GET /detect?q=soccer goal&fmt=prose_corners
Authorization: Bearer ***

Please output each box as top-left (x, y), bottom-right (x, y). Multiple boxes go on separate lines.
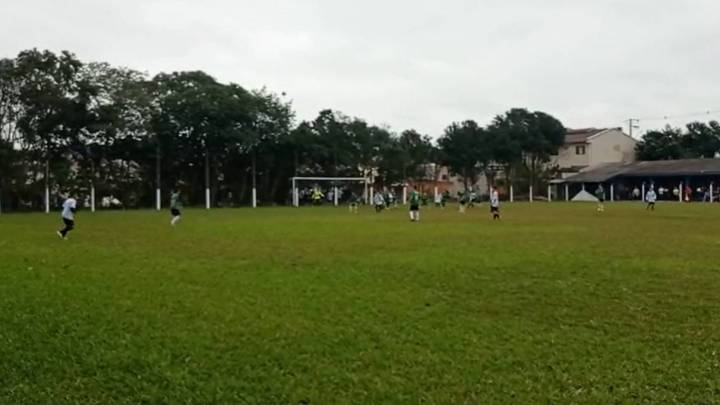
top-left (291, 177), bottom-right (371, 207)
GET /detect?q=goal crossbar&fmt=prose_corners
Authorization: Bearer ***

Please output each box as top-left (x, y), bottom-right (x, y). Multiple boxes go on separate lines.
top-left (292, 177), bottom-right (369, 181)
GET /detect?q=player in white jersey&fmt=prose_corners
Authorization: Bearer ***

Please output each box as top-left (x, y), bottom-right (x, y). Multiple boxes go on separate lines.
top-left (490, 187), bottom-right (500, 220)
top-left (646, 187), bottom-right (657, 211)
top-left (373, 192), bottom-right (385, 213)
top-left (57, 194), bottom-right (77, 239)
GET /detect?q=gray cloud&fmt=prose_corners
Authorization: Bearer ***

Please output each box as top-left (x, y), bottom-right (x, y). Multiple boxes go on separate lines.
top-left (2, 0), bottom-right (719, 136)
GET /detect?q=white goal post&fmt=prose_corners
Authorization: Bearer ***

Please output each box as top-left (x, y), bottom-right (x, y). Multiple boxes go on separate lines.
top-left (291, 177), bottom-right (371, 207)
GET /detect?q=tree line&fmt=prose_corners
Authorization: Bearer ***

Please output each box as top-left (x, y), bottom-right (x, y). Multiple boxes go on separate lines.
top-left (635, 121), bottom-right (720, 161)
top-left (1, 49), bottom-right (571, 211)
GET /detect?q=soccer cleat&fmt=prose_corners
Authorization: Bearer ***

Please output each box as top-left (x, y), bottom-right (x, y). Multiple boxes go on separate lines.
top-left (56, 231), bottom-right (64, 239)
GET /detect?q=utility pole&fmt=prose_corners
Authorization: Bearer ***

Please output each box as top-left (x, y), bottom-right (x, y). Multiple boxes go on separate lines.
top-left (626, 118), bottom-right (640, 137)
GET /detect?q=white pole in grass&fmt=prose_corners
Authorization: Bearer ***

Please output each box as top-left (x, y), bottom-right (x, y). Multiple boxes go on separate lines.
top-left (434, 186), bottom-right (438, 203)
top-left (711, 183), bottom-right (714, 203)
top-left (402, 185), bottom-right (407, 205)
top-left (45, 186), bottom-right (50, 213)
top-left (156, 188), bottom-right (161, 210)
top-left (610, 183), bottom-right (614, 202)
top-left (91, 185), bottom-right (96, 212)
top-left (547, 185), bottom-right (552, 202)
top-left (369, 186), bottom-right (374, 204)
top-left (205, 188), bottom-right (210, 209)
top-left (529, 185), bottom-right (533, 203)
top-left (510, 185), bottom-right (514, 202)
top-left (565, 184), bottom-right (569, 201)
top-left (334, 186), bottom-right (339, 206)
top-left (642, 183), bottom-right (646, 202)
top-left (364, 180), bottom-right (368, 204)
top-left (252, 187), bottom-right (257, 208)
top-left (679, 182), bottom-right (683, 202)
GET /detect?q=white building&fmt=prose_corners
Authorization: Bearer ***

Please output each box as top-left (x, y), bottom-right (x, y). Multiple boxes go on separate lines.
top-left (552, 128), bottom-right (637, 178)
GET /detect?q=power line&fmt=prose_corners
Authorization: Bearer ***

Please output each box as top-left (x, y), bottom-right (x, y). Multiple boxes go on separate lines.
top-left (599, 109), bottom-right (720, 137)
top-left (636, 109), bottom-right (720, 123)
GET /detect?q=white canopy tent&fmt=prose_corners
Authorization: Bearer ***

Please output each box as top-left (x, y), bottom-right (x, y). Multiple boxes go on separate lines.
top-left (571, 189), bottom-right (599, 202)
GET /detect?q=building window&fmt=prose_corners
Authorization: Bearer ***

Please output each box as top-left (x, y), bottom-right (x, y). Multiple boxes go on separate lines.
top-left (441, 174), bottom-right (448, 181)
top-left (576, 145), bottom-right (586, 155)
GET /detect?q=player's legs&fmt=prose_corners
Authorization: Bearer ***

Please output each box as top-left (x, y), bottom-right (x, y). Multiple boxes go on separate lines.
top-left (59, 218), bottom-right (74, 238)
top-left (171, 209), bottom-right (181, 226)
top-left (409, 205), bottom-right (419, 221)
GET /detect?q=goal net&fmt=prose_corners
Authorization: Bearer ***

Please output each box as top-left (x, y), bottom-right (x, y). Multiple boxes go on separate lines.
top-left (291, 177), bottom-right (372, 207)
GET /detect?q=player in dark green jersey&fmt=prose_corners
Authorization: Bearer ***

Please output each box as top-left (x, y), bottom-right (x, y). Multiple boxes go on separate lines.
top-left (409, 188), bottom-right (421, 222)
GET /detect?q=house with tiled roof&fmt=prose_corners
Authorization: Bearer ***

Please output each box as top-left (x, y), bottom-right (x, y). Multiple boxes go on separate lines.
top-left (552, 127), bottom-right (637, 178)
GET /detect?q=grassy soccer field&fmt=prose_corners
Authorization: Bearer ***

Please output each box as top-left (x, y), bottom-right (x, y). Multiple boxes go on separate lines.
top-left (1, 203), bottom-right (719, 403)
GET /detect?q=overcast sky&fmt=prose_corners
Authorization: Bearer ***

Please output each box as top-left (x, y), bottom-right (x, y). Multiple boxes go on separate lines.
top-left (2, 0), bottom-right (719, 137)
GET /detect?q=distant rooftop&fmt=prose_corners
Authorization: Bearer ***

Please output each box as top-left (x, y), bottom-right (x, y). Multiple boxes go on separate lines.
top-left (560, 158), bottom-right (720, 183)
top-left (564, 128), bottom-right (623, 144)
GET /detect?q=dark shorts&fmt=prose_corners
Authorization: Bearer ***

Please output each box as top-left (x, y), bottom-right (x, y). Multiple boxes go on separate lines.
top-left (409, 204), bottom-right (419, 211)
top-left (63, 218), bottom-right (75, 228)
top-left (171, 208), bottom-right (181, 216)
top-left (598, 198), bottom-right (605, 202)
top-left (490, 206), bottom-right (499, 213)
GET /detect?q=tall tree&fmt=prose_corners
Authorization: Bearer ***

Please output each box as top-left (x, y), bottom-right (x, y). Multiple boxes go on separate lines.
top-left (151, 71), bottom-right (254, 205)
top-left (72, 62), bottom-right (150, 206)
top-left (311, 110), bottom-right (355, 177)
top-left (488, 108), bottom-right (565, 190)
top-left (13, 49), bottom-right (90, 209)
top-left (635, 126), bottom-right (684, 161)
top-left (682, 121), bottom-right (720, 159)
top-left (397, 129), bottom-right (434, 182)
top-left (486, 114), bottom-right (523, 188)
top-left (438, 120), bottom-right (489, 191)
top-left (248, 88), bottom-right (294, 203)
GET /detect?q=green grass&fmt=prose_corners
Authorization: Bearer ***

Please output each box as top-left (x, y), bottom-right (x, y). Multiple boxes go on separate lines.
top-left (1, 203), bottom-right (720, 404)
